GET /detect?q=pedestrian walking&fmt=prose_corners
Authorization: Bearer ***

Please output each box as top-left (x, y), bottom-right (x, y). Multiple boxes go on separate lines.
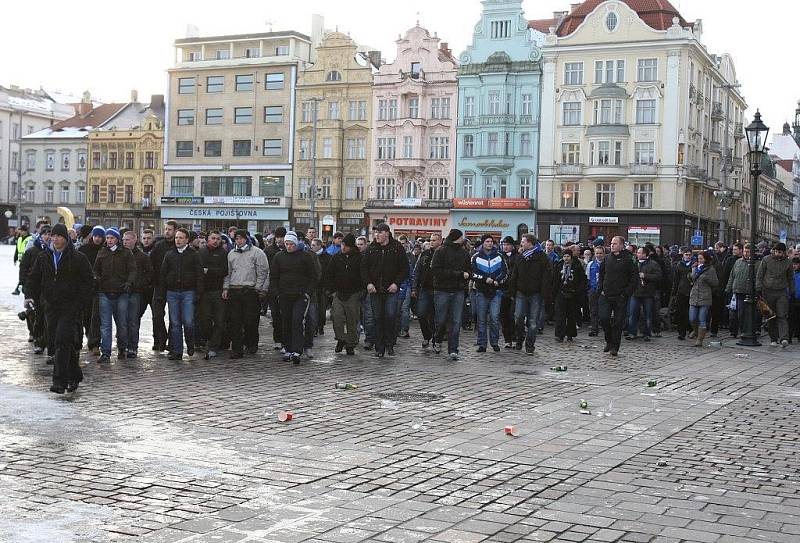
top-left (553, 250), bottom-right (586, 342)
top-left (160, 228), bottom-right (204, 360)
top-left (756, 242), bottom-right (795, 347)
top-left (223, 229), bottom-right (269, 359)
top-left (264, 227), bottom-right (286, 350)
top-left (508, 234), bottom-right (551, 354)
top-left (598, 236), bottom-right (638, 356)
top-left (431, 229), bottom-right (472, 360)
top-left (790, 257), bottom-right (800, 343)
top-left (689, 251), bottom-right (719, 347)
top-left (199, 230), bottom-right (229, 360)
top-left (471, 234), bottom-right (509, 353)
top-left (412, 232), bottom-right (441, 350)
top-left (324, 233), bottom-right (363, 355)
top-left (122, 231), bottom-right (153, 359)
top-left (93, 228), bottom-right (136, 363)
top-left (19, 226), bottom-right (51, 354)
top-left (586, 246), bottom-right (604, 337)
top-left (26, 224), bottom-right (94, 394)
top-left (150, 220), bottom-right (178, 352)
top-left (361, 224), bottom-right (408, 359)
top-left (270, 231), bottom-right (320, 364)
top-left (625, 246), bottom-right (662, 342)
top-left (499, 236), bottom-right (518, 348)
top-left (12, 224), bottom-right (32, 294)
top-left (78, 226), bottom-right (106, 355)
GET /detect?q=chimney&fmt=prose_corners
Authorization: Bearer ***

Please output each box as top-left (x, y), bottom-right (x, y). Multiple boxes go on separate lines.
top-left (130, 89), bottom-right (138, 103)
top-left (75, 91), bottom-right (92, 116)
top-left (554, 11), bottom-right (568, 20)
top-left (440, 42), bottom-right (452, 57)
top-left (150, 94), bottom-right (165, 111)
top-left (570, 3), bottom-right (581, 12)
top-left (368, 50), bottom-right (382, 69)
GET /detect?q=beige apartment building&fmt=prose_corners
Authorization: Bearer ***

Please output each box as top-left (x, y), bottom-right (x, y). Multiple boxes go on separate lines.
top-left (292, 31), bottom-right (378, 236)
top-left (164, 30), bottom-right (312, 232)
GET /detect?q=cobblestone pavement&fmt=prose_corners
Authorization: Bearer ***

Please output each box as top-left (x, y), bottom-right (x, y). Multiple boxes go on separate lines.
top-left (0, 250), bottom-right (798, 542)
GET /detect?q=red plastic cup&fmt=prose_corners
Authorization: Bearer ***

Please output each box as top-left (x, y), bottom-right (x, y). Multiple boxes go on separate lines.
top-left (278, 411), bottom-right (293, 422)
top-left (504, 425), bottom-right (518, 437)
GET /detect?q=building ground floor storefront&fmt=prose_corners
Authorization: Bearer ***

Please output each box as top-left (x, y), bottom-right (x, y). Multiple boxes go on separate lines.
top-left (85, 209), bottom-right (161, 235)
top-left (364, 208), bottom-right (451, 239)
top-left (160, 196), bottom-right (288, 236)
top-left (291, 211), bottom-right (368, 239)
top-left (17, 205), bottom-right (86, 229)
top-left (537, 211), bottom-right (741, 248)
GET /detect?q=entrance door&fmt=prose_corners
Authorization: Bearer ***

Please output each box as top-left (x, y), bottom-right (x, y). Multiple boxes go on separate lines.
top-left (590, 225), bottom-right (619, 244)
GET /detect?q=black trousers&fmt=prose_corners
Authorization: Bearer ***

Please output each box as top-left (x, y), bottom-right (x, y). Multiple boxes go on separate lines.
top-left (228, 288), bottom-right (260, 354)
top-left (46, 306), bottom-right (83, 388)
top-left (599, 295), bottom-right (628, 350)
top-left (138, 287), bottom-right (153, 320)
top-left (268, 293), bottom-right (283, 344)
top-left (790, 301), bottom-right (800, 340)
top-left (674, 294), bottom-right (690, 337)
top-left (199, 289), bottom-right (226, 350)
top-left (554, 293), bottom-right (579, 340)
top-left (279, 294), bottom-right (310, 355)
top-left (151, 290), bottom-right (168, 348)
top-left (500, 295), bottom-right (516, 344)
top-left (709, 291), bottom-right (725, 334)
top-left (82, 295), bottom-right (100, 350)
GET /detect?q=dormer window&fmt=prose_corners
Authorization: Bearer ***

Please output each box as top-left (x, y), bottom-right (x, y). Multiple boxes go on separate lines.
top-left (606, 12), bottom-right (618, 32)
top-left (410, 62), bottom-right (421, 79)
top-left (326, 71), bottom-right (342, 82)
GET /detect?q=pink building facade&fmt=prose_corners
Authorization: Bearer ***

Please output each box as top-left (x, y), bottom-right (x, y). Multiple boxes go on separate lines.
top-left (365, 25), bottom-right (458, 238)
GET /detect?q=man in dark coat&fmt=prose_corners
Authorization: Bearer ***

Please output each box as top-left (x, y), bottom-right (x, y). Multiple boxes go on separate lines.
top-left (160, 228), bottom-right (204, 360)
top-left (430, 228), bottom-right (471, 360)
top-left (20, 225), bottom-right (51, 353)
top-left (412, 232), bottom-right (442, 349)
top-left (26, 224), bottom-right (94, 393)
top-left (123, 230), bottom-right (153, 358)
top-left (93, 227), bottom-right (136, 363)
top-left (149, 220), bottom-right (178, 351)
top-left (598, 236), bottom-right (638, 356)
top-left (324, 233), bottom-right (363, 355)
top-left (198, 230), bottom-right (229, 359)
top-left (78, 225), bottom-right (106, 354)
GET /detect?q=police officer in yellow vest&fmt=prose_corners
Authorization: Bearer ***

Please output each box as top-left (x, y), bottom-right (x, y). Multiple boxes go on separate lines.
top-left (12, 224), bottom-right (32, 295)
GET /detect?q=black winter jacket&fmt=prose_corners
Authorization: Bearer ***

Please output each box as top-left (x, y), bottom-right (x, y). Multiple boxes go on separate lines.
top-left (430, 241), bottom-right (471, 292)
top-left (131, 247), bottom-right (154, 294)
top-left (93, 246), bottom-right (137, 294)
top-left (150, 238), bottom-right (175, 287)
top-left (413, 248), bottom-right (436, 291)
top-left (672, 260), bottom-right (694, 297)
top-left (324, 251), bottom-right (363, 298)
top-left (78, 240), bottom-right (103, 267)
top-left (26, 244), bottom-right (94, 312)
top-left (361, 238), bottom-right (409, 293)
top-left (633, 258), bottom-right (662, 298)
top-left (554, 259), bottom-right (587, 298)
top-left (508, 248), bottom-right (551, 298)
top-left (271, 249), bottom-right (319, 297)
top-left (160, 247), bottom-right (204, 293)
top-left (598, 251), bottom-right (638, 299)
top-left (199, 244), bottom-right (229, 292)
top-left (19, 242), bottom-right (45, 296)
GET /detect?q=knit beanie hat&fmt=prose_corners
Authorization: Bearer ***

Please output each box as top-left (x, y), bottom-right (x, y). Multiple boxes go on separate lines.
top-left (51, 223), bottom-right (69, 240)
top-left (284, 231), bottom-right (299, 245)
top-left (105, 227), bottom-right (120, 241)
top-left (502, 236), bottom-right (515, 245)
top-left (446, 228), bottom-right (463, 243)
top-left (343, 233), bottom-right (357, 248)
top-left (91, 226), bottom-right (106, 238)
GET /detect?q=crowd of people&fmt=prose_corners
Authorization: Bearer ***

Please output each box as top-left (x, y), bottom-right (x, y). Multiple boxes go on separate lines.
top-left (11, 219), bottom-right (800, 395)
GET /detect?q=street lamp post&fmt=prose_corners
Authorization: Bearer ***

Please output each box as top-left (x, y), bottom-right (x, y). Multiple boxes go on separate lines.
top-left (737, 110), bottom-right (769, 347)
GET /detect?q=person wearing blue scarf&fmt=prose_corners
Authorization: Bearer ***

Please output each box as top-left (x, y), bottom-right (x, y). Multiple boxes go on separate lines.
top-left (471, 234), bottom-right (509, 352)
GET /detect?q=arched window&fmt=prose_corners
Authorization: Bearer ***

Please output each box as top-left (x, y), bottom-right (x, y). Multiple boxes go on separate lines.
top-left (404, 181), bottom-right (418, 199)
top-left (606, 12), bottom-right (618, 32)
top-left (326, 71), bottom-right (342, 82)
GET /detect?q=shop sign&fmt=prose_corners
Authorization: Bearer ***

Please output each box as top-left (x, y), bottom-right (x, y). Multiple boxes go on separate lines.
top-left (453, 198), bottom-right (531, 209)
top-left (456, 217), bottom-right (510, 229)
top-left (340, 212), bottom-right (365, 219)
top-left (453, 198), bottom-right (488, 208)
top-left (393, 198), bottom-right (422, 207)
top-left (161, 196), bottom-right (203, 205)
top-left (550, 225), bottom-right (580, 244)
top-left (628, 226), bottom-right (660, 235)
top-left (161, 207), bottom-right (286, 220)
top-left (204, 196), bottom-right (266, 205)
top-left (388, 216), bottom-right (449, 227)
top-left (322, 215), bottom-right (335, 226)
top-left (293, 211), bottom-right (312, 218)
top-left (589, 216), bottom-right (619, 224)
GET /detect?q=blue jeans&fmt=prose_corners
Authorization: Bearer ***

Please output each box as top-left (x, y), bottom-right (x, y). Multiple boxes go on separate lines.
top-left (99, 292), bottom-right (129, 356)
top-left (627, 296), bottom-right (654, 338)
top-left (434, 290), bottom-right (465, 354)
top-left (361, 294), bottom-right (375, 345)
top-left (689, 304), bottom-right (710, 329)
top-left (167, 290), bottom-right (195, 355)
top-left (369, 293), bottom-right (399, 355)
top-left (475, 290), bottom-right (502, 347)
top-left (515, 293), bottom-right (543, 348)
top-left (126, 293), bottom-right (142, 354)
top-left (398, 291), bottom-right (411, 335)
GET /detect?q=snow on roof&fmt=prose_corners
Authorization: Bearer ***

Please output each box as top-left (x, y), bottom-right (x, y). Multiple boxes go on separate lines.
top-left (770, 134), bottom-right (800, 161)
top-left (22, 126), bottom-right (91, 140)
top-left (7, 95), bottom-right (55, 113)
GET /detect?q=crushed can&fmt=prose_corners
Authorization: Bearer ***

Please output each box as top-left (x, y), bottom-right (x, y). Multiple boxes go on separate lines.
top-left (551, 365), bottom-right (568, 372)
top-left (647, 379), bottom-right (657, 387)
top-left (579, 399), bottom-right (589, 410)
top-left (335, 382), bottom-right (357, 390)
top-left (277, 411), bottom-right (294, 422)
top-left (504, 425), bottom-right (519, 437)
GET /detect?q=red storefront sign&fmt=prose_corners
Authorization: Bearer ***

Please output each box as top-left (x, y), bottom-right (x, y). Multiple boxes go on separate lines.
top-left (387, 216), bottom-right (449, 227)
top-left (452, 198), bottom-right (487, 208)
top-left (453, 198), bottom-right (531, 209)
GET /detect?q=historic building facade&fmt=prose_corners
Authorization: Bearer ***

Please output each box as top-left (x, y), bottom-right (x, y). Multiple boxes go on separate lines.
top-left (85, 95), bottom-right (165, 233)
top-left (292, 31), bottom-right (378, 236)
top-left (363, 24), bottom-right (458, 238)
top-left (534, 0), bottom-right (747, 246)
top-left (164, 30), bottom-right (312, 232)
top-left (453, 0), bottom-right (543, 241)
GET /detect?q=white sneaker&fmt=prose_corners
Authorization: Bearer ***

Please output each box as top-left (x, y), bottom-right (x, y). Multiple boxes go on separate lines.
top-left (448, 352), bottom-right (459, 361)
top-left (781, 339), bottom-right (789, 348)
top-left (282, 352), bottom-right (291, 362)
top-left (305, 349), bottom-right (314, 359)
top-left (280, 347), bottom-right (287, 355)
top-left (770, 341), bottom-right (779, 347)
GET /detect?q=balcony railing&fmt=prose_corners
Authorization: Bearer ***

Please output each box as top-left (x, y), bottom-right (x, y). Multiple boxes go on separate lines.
top-left (460, 114), bottom-right (516, 127)
top-left (557, 163), bottom-right (584, 175)
top-left (630, 163), bottom-right (658, 175)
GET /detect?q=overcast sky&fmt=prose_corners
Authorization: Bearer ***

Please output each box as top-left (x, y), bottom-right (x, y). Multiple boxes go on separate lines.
top-left (3, 0), bottom-right (797, 138)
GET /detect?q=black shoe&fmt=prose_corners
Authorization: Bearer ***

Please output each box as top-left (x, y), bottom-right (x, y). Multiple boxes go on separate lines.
top-left (477, 345), bottom-right (487, 353)
top-left (433, 342), bottom-right (441, 354)
top-left (567, 337), bottom-right (574, 342)
top-left (677, 335), bottom-right (685, 341)
top-left (537, 327), bottom-right (544, 333)
top-left (363, 343), bottom-right (374, 351)
top-left (402, 332), bottom-right (410, 339)
top-left (167, 352), bottom-right (182, 361)
top-left (492, 345), bottom-right (501, 352)
top-left (33, 347), bottom-right (44, 355)
top-left (273, 344), bottom-right (283, 351)
top-left (46, 356), bottom-right (54, 365)
top-left (318, 328), bottom-right (324, 336)
top-left (291, 354), bottom-right (301, 365)
top-left (66, 382), bottom-right (79, 393)
top-left (588, 331), bottom-right (598, 337)
top-left (603, 344), bottom-right (611, 353)
top-left (49, 385), bottom-right (65, 394)
top-left (187, 345), bottom-right (195, 356)
top-left (98, 354), bottom-right (111, 364)
top-left (556, 337), bottom-right (564, 343)
top-left (624, 335), bottom-right (634, 341)
top-left (246, 346), bottom-right (258, 355)
top-left (643, 336), bottom-right (651, 342)
top-left (387, 346), bottom-right (395, 356)
top-left (230, 352), bottom-right (243, 359)
top-left (610, 349), bottom-right (618, 357)
top-left (374, 351), bottom-right (385, 359)
top-left (346, 346), bottom-right (355, 356)
top-left (118, 351), bottom-right (126, 360)
top-left (335, 340), bottom-right (345, 353)
top-left (525, 346), bottom-right (535, 355)
top-left (515, 343), bottom-right (523, 351)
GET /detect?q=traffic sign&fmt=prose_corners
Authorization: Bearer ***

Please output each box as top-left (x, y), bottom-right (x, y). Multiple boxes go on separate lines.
top-left (779, 230), bottom-right (787, 243)
top-left (691, 235), bottom-right (704, 246)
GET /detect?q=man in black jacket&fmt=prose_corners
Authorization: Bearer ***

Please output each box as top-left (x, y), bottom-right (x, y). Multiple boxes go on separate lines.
top-left (499, 236), bottom-right (518, 348)
top-left (150, 220), bottom-right (178, 351)
top-left (431, 228), bottom-right (471, 360)
top-left (412, 232), bottom-right (441, 349)
top-left (264, 226), bottom-right (286, 348)
top-left (78, 225), bottom-right (106, 355)
top-left (26, 224), bottom-right (94, 394)
top-left (20, 226), bottom-right (51, 352)
top-left (324, 233), bottom-right (363, 355)
top-left (671, 247), bottom-right (694, 340)
top-left (123, 231), bottom-right (153, 359)
top-left (271, 231), bottom-right (320, 364)
top-left (93, 227), bottom-right (137, 363)
top-left (598, 236), bottom-right (638, 356)
top-left (361, 223), bottom-right (408, 358)
top-left (198, 230), bottom-right (228, 360)
top-left (160, 228), bottom-right (204, 360)
top-left (508, 234), bottom-right (551, 354)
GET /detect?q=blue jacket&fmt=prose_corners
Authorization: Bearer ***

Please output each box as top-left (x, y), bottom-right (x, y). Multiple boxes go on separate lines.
top-left (588, 259), bottom-right (601, 292)
top-left (325, 244), bottom-right (341, 255)
top-left (793, 271), bottom-right (800, 302)
top-left (471, 247), bottom-right (509, 295)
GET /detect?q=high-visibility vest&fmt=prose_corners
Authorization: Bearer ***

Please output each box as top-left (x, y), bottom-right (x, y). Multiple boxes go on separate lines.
top-left (16, 235), bottom-right (31, 256)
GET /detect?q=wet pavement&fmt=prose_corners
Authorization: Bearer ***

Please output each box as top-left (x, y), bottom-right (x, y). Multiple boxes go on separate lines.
top-left (0, 246), bottom-right (799, 542)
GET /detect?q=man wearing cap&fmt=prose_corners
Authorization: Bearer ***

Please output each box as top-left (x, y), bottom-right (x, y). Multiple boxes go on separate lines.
top-left (324, 233), bottom-right (363, 355)
top-left (26, 223), bottom-right (94, 393)
top-left (361, 223), bottom-right (408, 358)
top-left (471, 234), bottom-right (509, 353)
top-left (430, 228), bottom-right (471, 360)
top-left (412, 232), bottom-right (442, 350)
top-left (756, 242), bottom-right (795, 347)
top-left (160, 228), bottom-right (204, 360)
top-left (150, 220), bottom-right (178, 351)
top-left (499, 236), bottom-right (518, 348)
top-left (223, 229), bottom-right (269, 359)
top-left (93, 227), bottom-right (137, 363)
top-left (78, 225), bottom-right (107, 355)
top-left (270, 231), bottom-right (319, 364)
